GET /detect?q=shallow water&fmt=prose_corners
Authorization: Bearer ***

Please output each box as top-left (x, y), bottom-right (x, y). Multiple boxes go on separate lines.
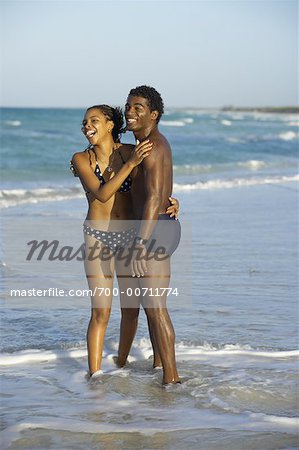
top-left (1, 108), bottom-right (298, 449)
top-left (1, 182), bottom-right (298, 449)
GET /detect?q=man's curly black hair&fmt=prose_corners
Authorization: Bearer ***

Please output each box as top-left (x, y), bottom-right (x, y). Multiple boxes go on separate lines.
top-left (128, 85), bottom-right (164, 123)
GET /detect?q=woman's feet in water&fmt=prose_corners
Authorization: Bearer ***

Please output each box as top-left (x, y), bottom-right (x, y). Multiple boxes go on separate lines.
top-left (148, 354), bottom-right (163, 370)
top-left (153, 357), bottom-right (162, 370)
top-left (85, 369), bottom-right (103, 381)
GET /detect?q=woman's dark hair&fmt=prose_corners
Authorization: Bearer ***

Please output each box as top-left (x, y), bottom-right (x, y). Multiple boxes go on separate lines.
top-left (87, 104), bottom-right (125, 142)
top-left (128, 85), bottom-right (164, 123)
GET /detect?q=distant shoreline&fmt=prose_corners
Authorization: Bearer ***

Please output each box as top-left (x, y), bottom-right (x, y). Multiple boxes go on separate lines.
top-left (221, 106), bottom-right (299, 114)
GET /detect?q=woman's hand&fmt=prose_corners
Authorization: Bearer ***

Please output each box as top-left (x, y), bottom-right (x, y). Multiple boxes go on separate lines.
top-left (70, 160), bottom-right (79, 177)
top-left (128, 140), bottom-right (153, 167)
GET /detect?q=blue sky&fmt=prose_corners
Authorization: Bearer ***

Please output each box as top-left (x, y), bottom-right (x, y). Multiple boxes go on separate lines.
top-left (1, 0), bottom-right (297, 108)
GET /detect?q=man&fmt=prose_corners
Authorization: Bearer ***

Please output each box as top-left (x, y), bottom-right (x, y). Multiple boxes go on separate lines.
top-left (116, 86), bottom-right (181, 384)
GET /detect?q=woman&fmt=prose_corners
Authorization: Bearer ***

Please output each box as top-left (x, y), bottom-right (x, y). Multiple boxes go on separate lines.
top-left (71, 104), bottom-right (177, 378)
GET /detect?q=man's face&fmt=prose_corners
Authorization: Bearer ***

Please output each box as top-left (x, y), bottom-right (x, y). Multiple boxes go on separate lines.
top-left (125, 95), bottom-right (156, 132)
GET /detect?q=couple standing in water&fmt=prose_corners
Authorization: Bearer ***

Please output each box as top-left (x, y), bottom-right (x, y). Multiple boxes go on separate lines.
top-left (71, 85), bottom-right (181, 385)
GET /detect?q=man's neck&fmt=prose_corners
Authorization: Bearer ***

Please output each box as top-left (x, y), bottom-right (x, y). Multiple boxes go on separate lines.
top-left (134, 124), bottom-right (158, 142)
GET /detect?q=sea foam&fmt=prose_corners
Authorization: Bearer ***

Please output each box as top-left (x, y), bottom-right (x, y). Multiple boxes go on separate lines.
top-left (160, 117), bottom-right (194, 127)
top-left (1, 341), bottom-right (297, 367)
top-left (237, 160), bottom-right (267, 170)
top-left (4, 120), bottom-right (22, 126)
top-left (1, 174), bottom-right (298, 208)
top-left (279, 131), bottom-right (298, 141)
top-left (173, 174), bottom-right (299, 192)
top-left (0, 187), bottom-right (84, 208)
top-left (221, 119), bottom-right (232, 126)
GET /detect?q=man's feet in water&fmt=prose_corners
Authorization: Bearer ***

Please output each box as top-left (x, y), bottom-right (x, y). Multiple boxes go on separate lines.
top-left (112, 355), bottom-right (126, 368)
top-left (163, 375), bottom-right (182, 386)
top-left (162, 376), bottom-right (181, 385)
top-left (163, 380), bottom-right (182, 388)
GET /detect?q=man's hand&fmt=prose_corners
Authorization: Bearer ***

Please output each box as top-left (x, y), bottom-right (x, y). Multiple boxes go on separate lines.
top-left (166, 196), bottom-right (180, 219)
top-left (131, 244), bottom-right (148, 277)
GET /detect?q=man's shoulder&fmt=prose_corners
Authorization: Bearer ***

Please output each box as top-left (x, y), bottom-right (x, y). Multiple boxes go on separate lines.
top-left (143, 134), bottom-right (171, 169)
top-left (152, 130), bottom-right (170, 150)
top-left (118, 143), bottom-right (134, 160)
top-left (119, 143), bottom-right (134, 150)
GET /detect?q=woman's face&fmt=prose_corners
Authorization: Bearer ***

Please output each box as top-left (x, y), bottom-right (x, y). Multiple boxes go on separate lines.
top-left (81, 108), bottom-right (113, 145)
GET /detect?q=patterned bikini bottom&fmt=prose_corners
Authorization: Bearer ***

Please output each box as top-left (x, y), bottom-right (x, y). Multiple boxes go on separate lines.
top-left (83, 224), bottom-right (137, 252)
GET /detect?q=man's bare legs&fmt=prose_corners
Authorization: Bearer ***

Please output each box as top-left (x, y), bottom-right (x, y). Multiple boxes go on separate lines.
top-left (116, 306), bottom-right (162, 369)
top-left (141, 257), bottom-right (180, 384)
top-left (145, 314), bottom-right (162, 368)
top-left (143, 307), bottom-right (179, 383)
top-left (115, 307), bottom-right (139, 367)
top-left (115, 257), bottom-right (162, 368)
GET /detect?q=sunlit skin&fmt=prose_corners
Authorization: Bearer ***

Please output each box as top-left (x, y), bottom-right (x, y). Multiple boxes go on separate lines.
top-left (71, 107), bottom-right (179, 376)
top-left (115, 94), bottom-right (181, 384)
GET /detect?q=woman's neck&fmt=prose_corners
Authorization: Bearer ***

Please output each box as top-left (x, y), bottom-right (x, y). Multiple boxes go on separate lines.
top-left (93, 138), bottom-right (115, 159)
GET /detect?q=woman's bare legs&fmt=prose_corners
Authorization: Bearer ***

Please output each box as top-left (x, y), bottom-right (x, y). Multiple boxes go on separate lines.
top-left (84, 234), bottom-right (114, 375)
top-left (87, 307), bottom-right (111, 374)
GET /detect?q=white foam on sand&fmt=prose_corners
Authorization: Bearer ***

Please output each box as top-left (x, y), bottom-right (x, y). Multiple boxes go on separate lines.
top-left (1, 338), bottom-right (297, 449)
top-left (0, 348), bottom-right (87, 365)
top-left (1, 408), bottom-right (297, 449)
top-left (175, 343), bottom-right (299, 359)
top-left (1, 341), bottom-right (297, 367)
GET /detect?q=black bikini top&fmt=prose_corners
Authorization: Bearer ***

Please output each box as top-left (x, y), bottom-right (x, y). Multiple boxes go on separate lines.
top-left (87, 146), bottom-right (132, 193)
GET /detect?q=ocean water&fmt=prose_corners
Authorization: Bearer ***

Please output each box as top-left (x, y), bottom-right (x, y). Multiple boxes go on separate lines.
top-left (0, 107), bottom-right (298, 205)
top-left (0, 108), bottom-right (298, 449)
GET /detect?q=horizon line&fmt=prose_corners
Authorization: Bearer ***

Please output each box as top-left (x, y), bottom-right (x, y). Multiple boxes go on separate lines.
top-left (1, 105), bottom-right (298, 110)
